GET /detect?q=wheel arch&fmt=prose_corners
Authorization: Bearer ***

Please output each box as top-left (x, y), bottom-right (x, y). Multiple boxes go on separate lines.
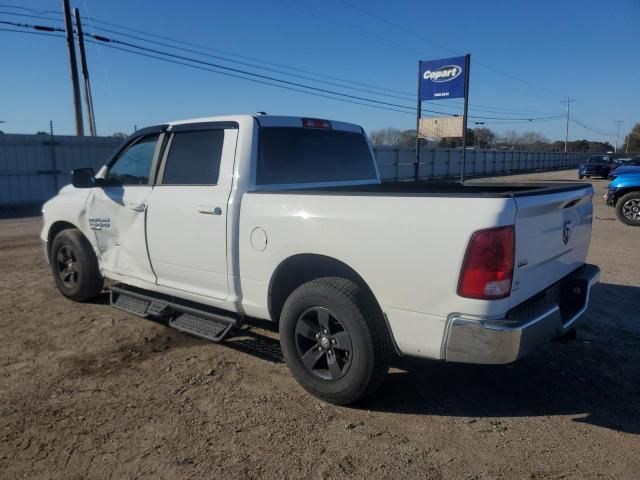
top-left (613, 187), bottom-right (640, 205)
top-left (47, 221), bottom-right (82, 259)
top-left (267, 254), bottom-right (384, 326)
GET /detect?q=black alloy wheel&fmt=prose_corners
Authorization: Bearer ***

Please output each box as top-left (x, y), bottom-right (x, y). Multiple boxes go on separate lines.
top-left (55, 245), bottom-right (80, 287)
top-left (50, 229), bottom-right (103, 302)
top-left (294, 306), bottom-right (353, 381)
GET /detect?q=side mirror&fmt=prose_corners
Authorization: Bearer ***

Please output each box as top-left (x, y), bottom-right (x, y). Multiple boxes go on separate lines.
top-left (71, 168), bottom-right (96, 188)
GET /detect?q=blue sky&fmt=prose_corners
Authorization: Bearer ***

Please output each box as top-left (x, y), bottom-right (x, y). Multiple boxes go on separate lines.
top-left (1, 0), bottom-right (639, 145)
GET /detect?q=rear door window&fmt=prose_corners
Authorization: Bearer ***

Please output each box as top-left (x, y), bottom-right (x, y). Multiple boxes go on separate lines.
top-left (256, 127), bottom-right (376, 185)
top-left (162, 130), bottom-right (224, 185)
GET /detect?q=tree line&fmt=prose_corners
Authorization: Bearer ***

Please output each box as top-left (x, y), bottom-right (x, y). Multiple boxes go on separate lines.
top-left (368, 125), bottom-right (640, 153)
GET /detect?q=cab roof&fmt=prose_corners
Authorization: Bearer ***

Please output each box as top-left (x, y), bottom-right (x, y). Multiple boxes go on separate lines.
top-left (166, 114), bottom-right (364, 133)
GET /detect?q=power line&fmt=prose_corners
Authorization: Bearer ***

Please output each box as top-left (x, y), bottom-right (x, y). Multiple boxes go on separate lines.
top-left (0, 19), bottom-right (569, 124)
top-left (0, 3), bottom-right (59, 16)
top-left (80, 22), bottom-right (418, 102)
top-left (0, 17), bottom-right (419, 112)
top-left (414, 100), bottom-right (563, 117)
top-left (85, 40), bottom-right (419, 116)
top-left (0, 25), bottom-right (62, 37)
top-left (0, 18), bottom-right (63, 32)
top-left (0, 26), bottom-right (418, 117)
top-left (339, 0), bottom-right (457, 56)
top-left (78, 31), bottom-right (567, 121)
top-left (0, 3), bottom-right (418, 99)
top-left (339, 0), bottom-right (565, 98)
top-left (81, 11), bottom-right (421, 98)
top-left (473, 117), bottom-right (564, 125)
top-left (571, 118), bottom-right (616, 137)
top-left (0, 6), bottom-right (566, 118)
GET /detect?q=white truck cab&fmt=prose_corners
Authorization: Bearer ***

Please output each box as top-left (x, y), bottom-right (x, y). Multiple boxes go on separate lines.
top-left (42, 114), bottom-right (600, 404)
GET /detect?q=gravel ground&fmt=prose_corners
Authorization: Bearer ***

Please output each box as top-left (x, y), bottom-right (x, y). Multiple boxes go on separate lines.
top-left (1, 170), bottom-right (639, 479)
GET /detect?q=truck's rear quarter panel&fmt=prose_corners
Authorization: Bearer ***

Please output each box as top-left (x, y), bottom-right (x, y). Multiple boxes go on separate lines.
top-left (239, 192), bottom-right (517, 359)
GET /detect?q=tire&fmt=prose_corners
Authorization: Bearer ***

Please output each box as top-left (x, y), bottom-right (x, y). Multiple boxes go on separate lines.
top-left (50, 229), bottom-right (103, 301)
top-left (616, 191), bottom-right (640, 226)
top-left (279, 277), bottom-right (392, 405)
top-left (578, 175), bottom-right (584, 179)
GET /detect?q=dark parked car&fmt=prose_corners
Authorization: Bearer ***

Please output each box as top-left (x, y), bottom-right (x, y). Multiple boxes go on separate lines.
top-left (578, 156), bottom-right (612, 179)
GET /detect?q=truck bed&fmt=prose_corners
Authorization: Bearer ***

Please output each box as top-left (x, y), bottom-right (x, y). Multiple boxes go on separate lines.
top-left (253, 180), bottom-right (590, 198)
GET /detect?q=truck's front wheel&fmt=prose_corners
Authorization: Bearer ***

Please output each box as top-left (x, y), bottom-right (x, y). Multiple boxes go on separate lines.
top-left (50, 229), bottom-right (103, 301)
top-left (279, 277), bottom-right (392, 405)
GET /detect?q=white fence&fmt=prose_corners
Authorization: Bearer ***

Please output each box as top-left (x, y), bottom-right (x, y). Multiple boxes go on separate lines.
top-left (0, 133), bottom-right (122, 206)
top-left (373, 146), bottom-right (589, 181)
top-left (0, 134), bottom-right (589, 207)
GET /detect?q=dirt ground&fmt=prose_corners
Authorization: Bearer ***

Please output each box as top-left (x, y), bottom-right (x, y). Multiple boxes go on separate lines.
top-left (1, 170), bottom-right (639, 479)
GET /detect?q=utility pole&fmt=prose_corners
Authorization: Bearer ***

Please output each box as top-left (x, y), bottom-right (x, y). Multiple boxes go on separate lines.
top-left (563, 97), bottom-right (575, 153)
top-left (62, 0), bottom-right (84, 136)
top-left (613, 120), bottom-right (623, 153)
top-left (74, 8), bottom-right (97, 136)
top-left (49, 120), bottom-right (59, 191)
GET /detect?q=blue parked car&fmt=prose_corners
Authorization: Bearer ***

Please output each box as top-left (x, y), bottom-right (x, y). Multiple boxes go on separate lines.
top-left (605, 166), bottom-right (640, 226)
top-left (578, 155), bottom-right (613, 179)
top-left (609, 157), bottom-right (640, 179)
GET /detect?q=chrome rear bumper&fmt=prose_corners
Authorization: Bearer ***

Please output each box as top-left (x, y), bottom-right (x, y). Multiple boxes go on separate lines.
top-left (443, 264), bottom-right (600, 364)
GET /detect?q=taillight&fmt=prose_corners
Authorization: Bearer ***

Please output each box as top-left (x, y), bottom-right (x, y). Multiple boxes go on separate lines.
top-left (302, 118), bottom-right (332, 129)
top-left (458, 225), bottom-right (515, 300)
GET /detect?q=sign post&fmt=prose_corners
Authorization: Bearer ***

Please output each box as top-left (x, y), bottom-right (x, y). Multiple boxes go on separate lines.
top-left (416, 54), bottom-right (470, 182)
top-left (414, 61), bottom-right (423, 181)
top-left (460, 54), bottom-right (471, 183)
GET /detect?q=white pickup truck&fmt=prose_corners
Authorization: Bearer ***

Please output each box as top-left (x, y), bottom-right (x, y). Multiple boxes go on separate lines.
top-left (41, 114), bottom-right (600, 404)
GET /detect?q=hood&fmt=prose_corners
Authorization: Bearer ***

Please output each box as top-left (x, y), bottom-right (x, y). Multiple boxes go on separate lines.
top-left (609, 171), bottom-right (640, 189)
top-left (58, 183), bottom-right (76, 195)
top-left (580, 162), bottom-right (608, 168)
top-left (612, 165), bottom-right (640, 176)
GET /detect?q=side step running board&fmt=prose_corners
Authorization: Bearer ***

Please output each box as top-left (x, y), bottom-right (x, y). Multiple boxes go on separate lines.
top-left (110, 284), bottom-right (242, 343)
top-left (170, 313), bottom-right (233, 343)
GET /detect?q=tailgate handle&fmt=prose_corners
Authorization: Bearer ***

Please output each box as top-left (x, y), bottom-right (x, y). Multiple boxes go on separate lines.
top-left (562, 192), bottom-right (591, 209)
top-left (563, 198), bottom-right (581, 209)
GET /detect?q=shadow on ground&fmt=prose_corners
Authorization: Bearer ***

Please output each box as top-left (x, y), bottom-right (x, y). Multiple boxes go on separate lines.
top-left (367, 283), bottom-right (640, 435)
top-left (99, 281), bottom-right (639, 434)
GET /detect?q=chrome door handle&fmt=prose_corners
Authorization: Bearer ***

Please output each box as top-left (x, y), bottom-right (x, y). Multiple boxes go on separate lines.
top-left (197, 206), bottom-right (222, 215)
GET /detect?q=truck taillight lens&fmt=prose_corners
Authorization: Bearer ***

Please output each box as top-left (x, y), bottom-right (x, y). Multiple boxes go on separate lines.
top-left (458, 226), bottom-right (515, 300)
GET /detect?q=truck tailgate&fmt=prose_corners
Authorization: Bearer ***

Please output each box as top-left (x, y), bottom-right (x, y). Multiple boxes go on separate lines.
top-left (510, 184), bottom-right (594, 306)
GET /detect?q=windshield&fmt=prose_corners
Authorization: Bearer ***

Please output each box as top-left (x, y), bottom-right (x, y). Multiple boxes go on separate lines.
top-left (587, 156), bottom-right (607, 164)
top-left (256, 127), bottom-right (377, 185)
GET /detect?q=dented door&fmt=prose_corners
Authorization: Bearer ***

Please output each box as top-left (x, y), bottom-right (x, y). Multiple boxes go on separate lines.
top-left (87, 134), bottom-right (162, 284)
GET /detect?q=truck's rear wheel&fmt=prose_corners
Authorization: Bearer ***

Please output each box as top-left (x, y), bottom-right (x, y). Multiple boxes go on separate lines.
top-left (279, 277), bottom-right (392, 405)
top-left (616, 192), bottom-right (640, 226)
top-left (50, 229), bottom-right (103, 301)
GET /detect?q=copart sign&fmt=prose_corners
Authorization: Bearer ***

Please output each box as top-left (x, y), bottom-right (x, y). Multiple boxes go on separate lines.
top-left (419, 56), bottom-right (466, 101)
